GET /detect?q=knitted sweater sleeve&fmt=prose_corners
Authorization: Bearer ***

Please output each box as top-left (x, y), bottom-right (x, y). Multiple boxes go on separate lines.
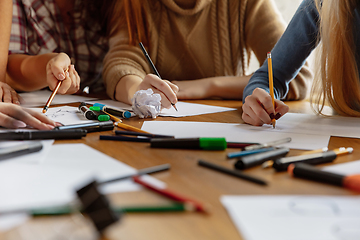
top-left (102, 27), bottom-right (150, 99)
top-left (243, 0), bottom-right (314, 101)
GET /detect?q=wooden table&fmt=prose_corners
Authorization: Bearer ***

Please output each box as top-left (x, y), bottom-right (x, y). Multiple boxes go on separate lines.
top-left (3, 100), bottom-right (360, 240)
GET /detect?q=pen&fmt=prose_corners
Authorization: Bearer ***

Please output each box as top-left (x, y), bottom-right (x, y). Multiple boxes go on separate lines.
top-left (267, 52), bottom-right (276, 128)
top-left (139, 42), bottom-right (178, 111)
top-left (0, 141), bottom-right (43, 161)
top-left (227, 147), bottom-right (275, 159)
top-left (54, 121), bottom-right (114, 132)
top-left (273, 147), bottom-right (353, 171)
top-left (93, 103), bottom-right (132, 119)
top-left (115, 130), bottom-right (174, 139)
top-left (198, 160), bottom-right (267, 186)
top-left (0, 129), bottom-right (87, 140)
top-left (132, 175), bottom-right (206, 212)
top-left (244, 137), bottom-right (291, 151)
top-left (288, 163), bottom-right (360, 193)
top-left (99, 163), bottom-right (171, 185)
top-left (100, 135), bottom-right (151, 142)
top-left (234, 147), bottom-right (290, 170)
top-left (150, 137), bottom-right (227, 150)
top-left (43, 67), bottom-right (69, 113)
top-left (262, 147), bottom-right (329, 168)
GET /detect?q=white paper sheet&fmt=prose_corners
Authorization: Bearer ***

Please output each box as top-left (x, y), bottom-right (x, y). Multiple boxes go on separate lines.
top-left (42, 144), bottom-right (165, 194)
top-left (221, 195), bottom-right (360, 240)
top-left (19, 90), bottom-right (99, 107)
top-left (86, 100), bottom-right (237, 117)
top-left (31, 106), bottom-right (98, 126)
top-left (0, 140), bottom-right (54, 164)
top-left (323, 160), bottom-right (360, 175)
top-left (141, 121), bottom-right (330, 150)
top-left (0, 163), bottom-right (93, 212)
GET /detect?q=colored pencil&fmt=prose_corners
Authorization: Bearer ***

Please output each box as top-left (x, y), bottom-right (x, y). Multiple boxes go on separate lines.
top-left (267, 52), bottom-right (276, 128)
top-left (43, 67), bottom-right (69, 113)
top-left (132, 176), bottom-right (206, 212)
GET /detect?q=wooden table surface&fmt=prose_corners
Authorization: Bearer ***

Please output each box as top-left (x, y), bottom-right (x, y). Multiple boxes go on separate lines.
top-left (3, 100), bottom-right (360, 240)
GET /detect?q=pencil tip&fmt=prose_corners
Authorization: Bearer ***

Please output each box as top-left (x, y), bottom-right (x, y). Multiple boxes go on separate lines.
top-left (42, 107), bottom-right (48, 114)
top-left (172, 103), bottom-right (178, 111)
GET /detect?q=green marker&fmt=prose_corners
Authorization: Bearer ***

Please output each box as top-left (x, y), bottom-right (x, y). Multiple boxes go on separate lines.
top-left (89, 106), bottom-right (110, 122)
top-left (29, 203), bottom-right (188, 216)
top-left (150, 137), bottom-right (227, 150)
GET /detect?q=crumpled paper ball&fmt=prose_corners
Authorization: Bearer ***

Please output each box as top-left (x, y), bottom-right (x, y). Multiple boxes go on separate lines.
top-left (131, 88), bottom-right (161, 118)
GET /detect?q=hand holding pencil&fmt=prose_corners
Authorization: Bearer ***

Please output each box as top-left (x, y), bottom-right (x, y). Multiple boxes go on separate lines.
top-left (43, 53), bottom-right (80, 113)
top-left (138, 42), bottom-right (178, 111)
top-left (241, 53), bottom-right (289, 126)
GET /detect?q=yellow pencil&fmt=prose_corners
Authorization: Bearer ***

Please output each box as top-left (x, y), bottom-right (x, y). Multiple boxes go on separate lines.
top-left (103, 111), bottom-right (151, 134)
top-left (267, 52), bottom-right (276, 128)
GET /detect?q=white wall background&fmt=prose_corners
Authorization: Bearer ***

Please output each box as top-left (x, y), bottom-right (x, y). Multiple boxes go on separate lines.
top-left (248, 0), bottom-right (304, 73)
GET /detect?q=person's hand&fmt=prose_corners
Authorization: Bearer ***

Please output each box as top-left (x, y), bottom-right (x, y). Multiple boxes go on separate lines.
top-left (138, 74), bottom-right (179, 109)
top-left (46, 53), bottom-right (80, 95)
top-left (0, 103), bottom-right (58, 129)
top-left (0, 82), bottom-right (20, 104)
top-left (242, 88), bottom-right (289, 126)
top-left (172, 79), bottom-right (212, 100)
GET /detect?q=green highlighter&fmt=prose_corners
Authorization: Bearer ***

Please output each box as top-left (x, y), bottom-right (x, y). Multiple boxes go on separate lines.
top-left (150, 137), bottom-right (227, 150)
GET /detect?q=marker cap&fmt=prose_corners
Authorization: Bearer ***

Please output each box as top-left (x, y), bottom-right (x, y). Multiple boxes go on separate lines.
top-left (97, 114), bottom-right (110, 122)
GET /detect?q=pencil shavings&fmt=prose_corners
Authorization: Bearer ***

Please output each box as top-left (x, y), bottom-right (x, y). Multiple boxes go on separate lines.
top-left (131, 88), bottom-right (161, 118)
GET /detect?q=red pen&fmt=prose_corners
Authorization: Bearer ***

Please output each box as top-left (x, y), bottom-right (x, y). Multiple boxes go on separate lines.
top-left (132, 176), bottom-right (206, 212)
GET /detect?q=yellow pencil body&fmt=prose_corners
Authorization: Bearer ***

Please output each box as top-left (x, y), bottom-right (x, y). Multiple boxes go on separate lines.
top-left (267, 53), bottom-right (276, 128)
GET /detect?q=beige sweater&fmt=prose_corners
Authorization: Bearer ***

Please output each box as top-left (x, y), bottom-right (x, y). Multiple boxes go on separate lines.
top-left (103, 0), bottom-right (312, 100)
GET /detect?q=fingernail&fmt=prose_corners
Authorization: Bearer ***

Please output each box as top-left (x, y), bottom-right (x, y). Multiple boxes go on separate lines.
top-left (275, 113), bottom-right (282, 120)
top-left (13, 120), bottom-right (27, 128)
top-left (58, 73), bottom-right (65, 80)
top-left (55, 122), bottom-right (63, 127)
top-left (269, 113), bottom-right (275, 119)
top-left (47, 124), bottom-right (55, 129)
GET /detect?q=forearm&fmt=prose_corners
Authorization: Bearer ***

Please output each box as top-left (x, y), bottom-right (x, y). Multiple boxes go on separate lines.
top-left (0, 0), bottom-right (12, 82)
top-left (114, 75), bottom-right (143, 104)
top-left (209, 76), bottom-right (250, 99)
top-left (6, 53), bottom-right (58, 91)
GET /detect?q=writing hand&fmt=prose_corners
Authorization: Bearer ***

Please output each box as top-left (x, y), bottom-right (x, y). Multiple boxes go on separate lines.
top-left (242, 88), bottom-right (289, 126)
top-left (46, 53), bottom-right (80, 95)
top-left (138, 74), bottom-right (179, 109)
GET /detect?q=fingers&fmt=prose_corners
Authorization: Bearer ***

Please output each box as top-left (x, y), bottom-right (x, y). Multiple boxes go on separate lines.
top-left (57, 65), bottom-right (80, 94)
top-left (140, 74), bottom-right (178, 108)
top-left (0, 82), bottom-right (21, 104)
top-left (0, 103), bottom-right (56, 130)
top-left (242, 88), bottom-right (289, 126)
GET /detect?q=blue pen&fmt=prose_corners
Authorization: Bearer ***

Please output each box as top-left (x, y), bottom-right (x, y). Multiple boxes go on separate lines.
top-left (93, 103), bottom-right (132, 119)
top-left (227, 147), bottom-right (274, 159)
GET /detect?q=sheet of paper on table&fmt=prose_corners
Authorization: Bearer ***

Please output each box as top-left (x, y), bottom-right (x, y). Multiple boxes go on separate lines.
top-left (86, 99), bottom-right (237, 117)
top-left (19, 90), bottom-right (99, 107)
top-left (221, 195), bottom-right (360, 240)
top-left (141, 121), bottom-right (330, 150)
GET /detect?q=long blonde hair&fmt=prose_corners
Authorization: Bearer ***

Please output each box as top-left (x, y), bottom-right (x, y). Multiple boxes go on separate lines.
top-left (311, 0), bottom-right (360, 116)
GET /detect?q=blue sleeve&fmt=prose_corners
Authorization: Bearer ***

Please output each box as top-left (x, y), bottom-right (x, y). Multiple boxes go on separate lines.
top-left (243, 0), bottom-right (320, 101)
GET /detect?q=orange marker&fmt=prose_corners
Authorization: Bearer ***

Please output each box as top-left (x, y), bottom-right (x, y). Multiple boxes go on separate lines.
top-left (288, 163), bottom-right (360, 193)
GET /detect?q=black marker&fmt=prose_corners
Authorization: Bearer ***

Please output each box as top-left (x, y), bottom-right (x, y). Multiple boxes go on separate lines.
top-left (78, 102), bottom-right (97, 120)
top-left (0, 129), bottom-right (87, 140)
top-left (234, 147), bottom-right (289, 170)
top-left (198, 160), bottom-right (267, 186)
top-left (0, 141), bottom-right (43, 160)
top-left (150, 137), bottom-right (227, 150)
top-left (54, 121), bottom-right (114, 133)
